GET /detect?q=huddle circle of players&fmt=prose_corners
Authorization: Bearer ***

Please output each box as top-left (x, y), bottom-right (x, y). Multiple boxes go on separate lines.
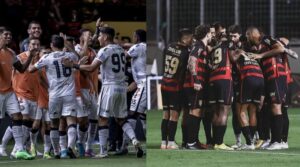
top-left (0, 19), bottom-right (146, 160)
top-left (161, 23), bottom-right (298, 151)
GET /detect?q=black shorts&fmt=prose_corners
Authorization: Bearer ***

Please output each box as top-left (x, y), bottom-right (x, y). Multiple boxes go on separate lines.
top-left (266, 76), bottom-right (288, 104)
top-left (283, 82), bottom-right (295, 108)
top-left (183, 88), bottom-right (204, 110)
top-left (208, 79), bottom-right (233, 105)
top-left (238, 76), bottom-right (265, 104)
top-left (161, 90), bottom-right (182, 111)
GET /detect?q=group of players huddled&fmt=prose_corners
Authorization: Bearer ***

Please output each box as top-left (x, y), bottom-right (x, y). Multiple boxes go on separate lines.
top-left (0, 19), bottom-right (146, 160)
top-left (161, 22), bottom-right (298, 151)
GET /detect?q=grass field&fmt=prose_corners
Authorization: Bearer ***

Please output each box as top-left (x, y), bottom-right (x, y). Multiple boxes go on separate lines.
top-left (147, 108), bottom-right (300, 167)
top-left (0, 145), bottom-right (145, 167)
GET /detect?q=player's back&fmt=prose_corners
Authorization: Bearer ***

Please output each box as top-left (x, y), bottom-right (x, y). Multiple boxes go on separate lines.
top-left (37, 51), bottom-right (78, 97)
top-left (128, 42), bottom-right (147, 83)
top-left (97, 44), bottom-right (126, 85)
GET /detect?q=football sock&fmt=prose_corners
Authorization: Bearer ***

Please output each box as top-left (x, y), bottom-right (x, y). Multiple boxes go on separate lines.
top-left (181, 120), bottom-right (187, 145)
top-left (256, 110), bottom-right (264, 139)
top-left (235, 133), bottom-right (241, 144)
top-left (30, 128), bottom-right (39, 145)
top-left (122, 121), bottom-right (136, 140)
top-left (78, 126), bottom-right (87, 144)
top-left (50, 128), bottom-right (60, 155)
top-left (22, 120), bottom-right (33, 145)
top-left (67, 124), bottom-right (77, 148)
top-left (219, 125), bottom-right (227, 144)
top-left (241, 126), bottom-right (252, 145)
top-left (249, 126), bottom-right (256, 140)
top-left (271, 115), bottom-right (283, 143)
top-left (86, 120), bottom-right (97, 151)
top-left (1, 126), bottom-right (13, 149)
top-left (59, 131), bottom-right (67, 151)
top-left (139, 114), bottom-right (146, 136)
top-left (44, 130), bottom-right (51, 153)
top-left (187, 115), bottom-right (200, 144)
top-left (98, 126), bottom-right (109, 152)
top-left (161, 119), bottom-right (168, 141)
top-left (203, 111), bottom-right (213, 144)
top-left (12, 120), bottom-right (24, 151)
top-left (282, 107), bottom-right (289, 142)
top-left (168, 120), bottom-right (178, 142)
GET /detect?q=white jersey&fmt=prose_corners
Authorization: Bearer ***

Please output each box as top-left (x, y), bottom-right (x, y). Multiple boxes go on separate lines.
top-left (95, 44), bottom-right (126, 85)
top-left (34, 51), bottom-right (78, 98)
top-left (127, 42), bottom-right (147, 83)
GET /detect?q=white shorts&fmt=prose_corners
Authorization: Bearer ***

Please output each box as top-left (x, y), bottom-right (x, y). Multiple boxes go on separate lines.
top-left (0, 92), bottom-right (20, 119)
top-left (98, 84), bottom-right (127, 118)
top-left (76, 96), bottom-right (88, 118)
top-left (18, 97), bottom-right (38, 119)
top-left (49, 95), bottom-right (78, 119)
top-left (35, 107), bottom-right (50, 122)
top-left (81, 89), bottom-right (98, 120)
top-left (130, 82), bottom-right (147, 114)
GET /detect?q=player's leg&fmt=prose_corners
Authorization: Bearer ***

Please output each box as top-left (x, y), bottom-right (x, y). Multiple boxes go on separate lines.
top-left (0, 122), bottom-right (13, 156)
top-left (76, 96), bottom-right (88, 157)
top-left (42, 110), bottom-right (52, 159)
top-left (18, 97), bottom-right (33, 149)
top-left (238, 103), bottom-right (254, 150)
top-left (49, 97), bottom-right (62, 158)
top-left (59, 117), bottom-right (67, 158)
top-left (231, 101), bottom-right (242, 149)
top-left (62, 95), bottom-right (78, 158)
top-left (5, 92), bottom-right (33, 160)
top-left (267, 77), bottom-right (287, 150)
top-left (30, 104), bottom-right (40, 157)
top-left (160, 89), bottom-right (170, 149)
top-left (85, 93), bottom-right (98, 156)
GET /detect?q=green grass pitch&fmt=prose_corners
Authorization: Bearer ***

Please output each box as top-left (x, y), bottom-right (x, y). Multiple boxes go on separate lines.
top-left (147, 108), bottom-right (300, 167)
top-left (0, 144), bottom-right (145, 167)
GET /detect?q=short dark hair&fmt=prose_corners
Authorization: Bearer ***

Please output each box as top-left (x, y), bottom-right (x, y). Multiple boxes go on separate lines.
top-left (178, 28), bottom-right (193, 41)
top-left (79, 28), bottom-right (92, 37)
top-left (213, 22), bottom-right (225, 31)
top-left (99, 27), bottom-right (115, 40)
top-left (28, 21), bottom-right (41, 29)
top-left (29, 37), bottom-right (40, 42)
top-left (0, 26), bottom-right (7, 34)
top-left (135, 29), bottom-right (146, 42)
top-left (228, 25), bottom-right (242, 35)
top-left (51, 35), bottom-right (64, 49)
top-left (194, 25), bottom-right (210, 40)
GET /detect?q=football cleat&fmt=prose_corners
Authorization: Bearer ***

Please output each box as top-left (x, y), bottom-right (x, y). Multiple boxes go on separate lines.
top-left (43, 152), bottom-right (52, 159)
top-left (15, 150), bottom-right (34, 160)
top-left (85, 149), bottom-right (96, 157)
top-left (260, 140), bottom-right (271, 149)
top-left (240, 144), bottom-right (255, 150)
top-left (166, 142), bottom-right (179, 150)
top-left (281, 142), bottom-right (289, 149)
top-left (266, 142), bottom-right (282, 150)
top-left (132, 138), bottom-right (144, 158)
top-left (0, 145), bottom-right (8, 156)
top-left (214, 143), bottom-right (234, 151)
top-left (60, 149), bottom-right (68, 158)
top-left (67, 147), bottom-right (77, 159)
top-left (114, 148), bottom-right (129, 156)
top-left (231, 142), bottom-right (242, 149)
top-left (255, 139), bottom-right (264, 149)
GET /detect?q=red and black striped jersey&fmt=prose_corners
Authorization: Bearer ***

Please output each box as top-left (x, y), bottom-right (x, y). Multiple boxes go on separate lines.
top-left (259, 36), bottom-right (286, 80)
top-left (278, 39), bottom-right (293, 84)
top-left (208, 41), bottom-right (233, 82)
top-left (236, 53), bottom-right (263, 80)
top-left (161, 42), bottom-right (190, 91)
top-left (185, 41), bottom-right (209, 87)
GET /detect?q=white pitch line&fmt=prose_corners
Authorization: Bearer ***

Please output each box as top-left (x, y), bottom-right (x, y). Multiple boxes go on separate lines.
top-left (162, 149), bottom-right (300, 156)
